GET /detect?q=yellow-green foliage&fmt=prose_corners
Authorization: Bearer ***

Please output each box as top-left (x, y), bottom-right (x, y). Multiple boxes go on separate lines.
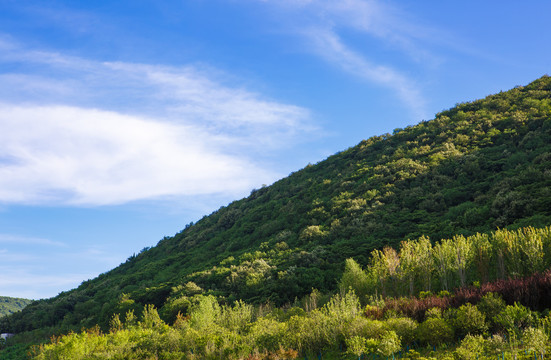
top-left (32, 290), bottom-right (551, 360)
top-left (344, 226), bottom-right (551, 299)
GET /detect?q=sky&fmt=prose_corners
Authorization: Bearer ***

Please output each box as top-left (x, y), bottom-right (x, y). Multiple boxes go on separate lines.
top-left (0, 0), bottom-right (550, 299)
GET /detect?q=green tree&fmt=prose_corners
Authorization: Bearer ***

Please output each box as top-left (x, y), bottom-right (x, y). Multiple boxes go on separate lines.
top-left (399, 240), bottom-right (419, 296)
top-left (339, 258), bottom-right (370, 303)
top-left (453, 235), bottom-right (473, 287)
top-left (433, 239), bottom-right (455, 291)
top-left (189, 295), bottom-right (221, 330)
top-left (415, 236), bottom-right (434, 292)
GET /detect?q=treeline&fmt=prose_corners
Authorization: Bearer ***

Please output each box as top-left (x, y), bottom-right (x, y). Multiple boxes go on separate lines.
top-left (340, 226), bottom-right (551, 300)
top-left (31, 289), bottom-right (551, 359)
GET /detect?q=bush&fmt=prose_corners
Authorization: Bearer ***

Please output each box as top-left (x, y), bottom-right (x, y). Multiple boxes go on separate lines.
top-left (377, 330), bottom-right (401, 358)
top-left (453, 303), bottom-right (488, 338)
top-left (385, 317), bottom-right (418, 345)
top-left (493, 302), bottom-right (536, 335)
top-left (416, 317), bottom-right (453, 346)
top-left (522, 327), bottom-right (549, 358)
top-left (476, 292), bottom-right (505, 331)
top-left (455, 334), bottom-right (486, 360)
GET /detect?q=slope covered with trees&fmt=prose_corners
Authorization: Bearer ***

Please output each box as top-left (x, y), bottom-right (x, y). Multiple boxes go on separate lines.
top-left (1, 76), bottom-right (551, 352)
top-left (0, 297), bottom-right (32, 318)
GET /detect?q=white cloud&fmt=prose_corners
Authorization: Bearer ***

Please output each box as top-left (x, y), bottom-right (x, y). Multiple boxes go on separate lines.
top-left (0, 41), bottom-right (315, 206)
top-left (0, 104), bottom-right (278, 205)
top-left (302, 28), bottom-right (427, 120)
top-left (254, 0), bottom-right (433, 120)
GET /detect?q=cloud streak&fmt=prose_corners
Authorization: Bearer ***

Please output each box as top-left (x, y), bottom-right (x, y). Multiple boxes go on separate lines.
top-left (0, 40), bottom-right (315, 206)
top-left (0, 233), bottom-right (65, 247)
top-left (255, 0), bottom-right (434, 120)
top-left (302, 27), bottom-right (427, 121)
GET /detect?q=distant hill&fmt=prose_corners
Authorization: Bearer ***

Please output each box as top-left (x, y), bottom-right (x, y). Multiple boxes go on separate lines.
top-left (0, 297), bottom-right (32, 318)
top-left (1, 75), bottom-right (550, 336)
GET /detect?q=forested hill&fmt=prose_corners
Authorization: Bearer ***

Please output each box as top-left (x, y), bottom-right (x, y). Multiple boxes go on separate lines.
top-left (0, 297), bottom-right (32, 318)
top-left (2, 76), bottom-right (551, 335)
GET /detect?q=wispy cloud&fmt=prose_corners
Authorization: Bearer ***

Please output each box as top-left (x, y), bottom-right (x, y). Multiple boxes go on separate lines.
top-left (254, 0), bottom-right (438, 120)
top-left (302, 27), bottom-right (427, 120)
top-left (0, 39), bottom-right (315, 206)
top-left (0, 234), bottom-right (65, 247)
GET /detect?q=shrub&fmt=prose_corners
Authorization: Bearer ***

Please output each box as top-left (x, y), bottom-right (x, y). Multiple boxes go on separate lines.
top-left (522, 327), bottom-right (549, 358)
top-left (453, 303), bottom-right (488, 338)
top-left (385, 317), bottom-right (418, 345)
top-left (455, 334), bottom-right (486, 360)
top-left (377, 330), bottom-right (401, 358)
top-left (493, 302), bottom-right (536, 335)
top-left (476, 292), bottom-right (506, 331)
top-left (416, 317), bottom-right (453, 346)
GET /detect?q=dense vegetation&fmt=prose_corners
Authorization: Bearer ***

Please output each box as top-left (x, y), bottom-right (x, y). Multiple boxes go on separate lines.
top-left (339, 226), bottom-right (551, 300)
top-left (1, 76), bottom-right (551, 358)
top-left (0, 297), bottom-right (32, 318)
top-left (30, 267), bottom-right (551, 359)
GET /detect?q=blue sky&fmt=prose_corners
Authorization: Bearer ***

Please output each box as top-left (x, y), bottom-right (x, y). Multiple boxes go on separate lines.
top-left (0, 0), bottom-right (549, 299)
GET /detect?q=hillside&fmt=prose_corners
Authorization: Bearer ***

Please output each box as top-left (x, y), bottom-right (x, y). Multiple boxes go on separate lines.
top-left (0, 297), bottom-right (32, 318)
top-left (1, 76), bottom-right (551, 337)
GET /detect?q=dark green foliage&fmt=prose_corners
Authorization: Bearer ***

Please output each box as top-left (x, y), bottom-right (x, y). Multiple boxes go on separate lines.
top-left (2, 76), bottom-right (551, 347)
top-left (476, 292), bottom-right (506, 331)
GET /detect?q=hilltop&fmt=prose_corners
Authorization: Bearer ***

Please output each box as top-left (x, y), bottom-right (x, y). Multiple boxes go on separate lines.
top-left (0, 297), bottom-right (32, 318)
top-left (1, 75), bottom-right (550, 338)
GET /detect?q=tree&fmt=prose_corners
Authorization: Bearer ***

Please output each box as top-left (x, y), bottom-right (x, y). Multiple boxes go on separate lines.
top-left (189, 295), bottom-right (221, 330)
top-left (399, 240), bottom-right (418, 296)
top-left (453, 235), bottom-right (473, 288)
top-left (485, 334), bottom-right (506, 359)
top-left (415, 236), bottom-right (434, 292)
top-left (433, 239), bottom-right (455, 291)
top-left (476, 292), bottom-right (506, 332)
top-left (339, 258), bottom-right (370, 303)
top-left (519, 227), bottom-right (545, 275)
top-left (384, 317), bottom-right (417, 346)
top-left (369, 249), bottom-right (390, 296)
top-left (383, 247), bottom-right (400, 294)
